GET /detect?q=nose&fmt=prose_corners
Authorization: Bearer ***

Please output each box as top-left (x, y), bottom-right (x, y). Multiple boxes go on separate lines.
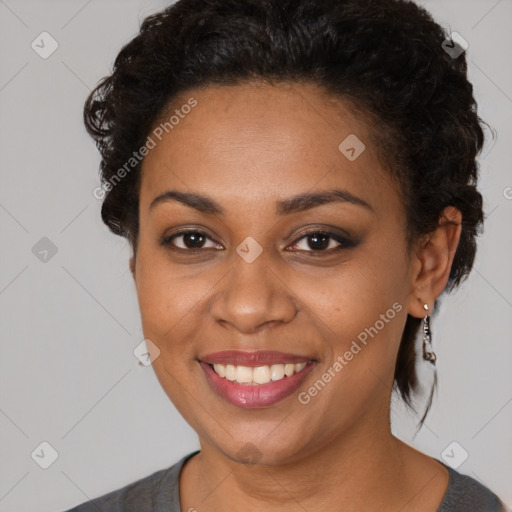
top-left (210, 252), bottom-right (297, 334)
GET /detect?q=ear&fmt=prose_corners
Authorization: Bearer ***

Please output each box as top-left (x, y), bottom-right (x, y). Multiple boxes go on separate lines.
top-left (406, 206), bottom-right (462, 318)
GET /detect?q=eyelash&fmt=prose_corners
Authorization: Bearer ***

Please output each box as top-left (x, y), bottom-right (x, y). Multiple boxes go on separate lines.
top-left (160, 228), bottom-right (356, 256)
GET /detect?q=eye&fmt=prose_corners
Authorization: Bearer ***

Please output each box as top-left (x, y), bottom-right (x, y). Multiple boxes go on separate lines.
top-left (161, 228), bottom-right (355, 254)
top-left (161, 229), bottom-right (222, 251)
top-left (287, 230), bottom-right (352, 254)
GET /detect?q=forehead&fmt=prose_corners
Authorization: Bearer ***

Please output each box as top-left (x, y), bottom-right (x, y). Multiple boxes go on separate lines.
top-left (139, 81), bottom-right (398, 217)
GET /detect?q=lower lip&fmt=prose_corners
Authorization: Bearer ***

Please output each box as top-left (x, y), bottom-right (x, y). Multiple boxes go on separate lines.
top-left (199, 361), bottom-right (316, 408)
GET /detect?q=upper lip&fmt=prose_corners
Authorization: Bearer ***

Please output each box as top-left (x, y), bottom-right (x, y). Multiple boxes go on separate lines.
top-left (200, 350), bottom-right (315, 367)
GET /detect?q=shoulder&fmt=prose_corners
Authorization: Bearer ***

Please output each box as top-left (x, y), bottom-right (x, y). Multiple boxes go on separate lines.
top-left (436, 460), bottom-right (510, 512)
top-left (59, 451), bottom-right (200, 512)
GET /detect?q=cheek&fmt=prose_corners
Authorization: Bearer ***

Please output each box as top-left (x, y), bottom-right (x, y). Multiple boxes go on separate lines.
top-left (292, 248), bottom-right (408, 344)
top-left (292, 262), bottom-right (408, 423)
top-left (292, 250), bottom-right (409, 416)
top-left (133, 245), bottom-right (207, 355)
top-left (133, 249), bottom-right (208, 416)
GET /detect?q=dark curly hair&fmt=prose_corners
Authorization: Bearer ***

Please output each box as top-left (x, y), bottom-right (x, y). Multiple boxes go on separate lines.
top-left (84, 0), bottom-right (492, 428)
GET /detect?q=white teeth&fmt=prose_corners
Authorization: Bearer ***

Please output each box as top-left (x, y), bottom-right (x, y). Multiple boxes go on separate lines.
top-left (225, 364), bottom-right (236, 381)
top-left (210, 362), bottom-right (308, 384)
top-left (253, 366), bottom-right (271, 384)
top-left (213, 364), bottom-right (225, 378)
top-left (270, 364), bottom-right (285, 381)
top-left (295, 362), bottom-right (307, 373)
top-left (235, 365), bottom-right (253, 383)
top-left (284, 363), bottom-right (295, 377)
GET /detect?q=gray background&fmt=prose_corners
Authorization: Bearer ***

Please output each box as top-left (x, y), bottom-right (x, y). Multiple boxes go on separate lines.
top-left (0, 1), bottom-right (511, 510)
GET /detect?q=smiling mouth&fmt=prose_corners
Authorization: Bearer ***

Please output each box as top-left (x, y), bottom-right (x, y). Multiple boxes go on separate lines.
top-left (199, 359), bottom-right (316, 408)
top-left (198, 350), bottom-right (317, 406)
top-left (208, 362), bottom-right (308, 385)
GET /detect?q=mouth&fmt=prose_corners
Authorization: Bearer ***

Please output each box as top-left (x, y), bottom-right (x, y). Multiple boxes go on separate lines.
top-left (208, 361), bottom-right (308, 384)
top-left (198, 350), bottom-right (317, 407)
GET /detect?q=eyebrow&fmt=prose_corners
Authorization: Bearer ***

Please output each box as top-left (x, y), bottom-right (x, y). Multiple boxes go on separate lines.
top-left (149, 188), bottom-right (375, 216)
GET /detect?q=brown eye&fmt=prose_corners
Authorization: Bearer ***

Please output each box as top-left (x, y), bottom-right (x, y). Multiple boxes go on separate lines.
top-left (161, 230), bottom-right (221, 251)
top-left (288, 230), bottom-right (354, 253)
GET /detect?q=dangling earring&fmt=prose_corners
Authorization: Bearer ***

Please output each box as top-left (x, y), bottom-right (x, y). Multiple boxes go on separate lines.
top-left (422, 303), bottom-right (436, 365)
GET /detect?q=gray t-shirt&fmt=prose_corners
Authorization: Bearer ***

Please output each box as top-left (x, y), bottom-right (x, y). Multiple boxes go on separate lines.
top-left (62, 451), bottom-right (509, 512)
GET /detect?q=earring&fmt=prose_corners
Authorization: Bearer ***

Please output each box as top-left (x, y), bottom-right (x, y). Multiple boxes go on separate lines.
top-left (422, 303), bottom-right (436, 365)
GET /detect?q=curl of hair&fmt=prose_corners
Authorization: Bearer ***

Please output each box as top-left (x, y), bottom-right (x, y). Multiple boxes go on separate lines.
top-left (84, 0), bottom-right (491, 428)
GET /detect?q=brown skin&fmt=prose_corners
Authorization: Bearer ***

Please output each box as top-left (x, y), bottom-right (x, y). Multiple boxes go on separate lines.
top-left (130, 81), bottom-right (461, 511)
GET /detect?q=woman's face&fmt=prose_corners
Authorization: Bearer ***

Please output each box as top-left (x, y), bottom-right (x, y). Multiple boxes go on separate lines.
top-left (132, 81), bottom-right (420, 464)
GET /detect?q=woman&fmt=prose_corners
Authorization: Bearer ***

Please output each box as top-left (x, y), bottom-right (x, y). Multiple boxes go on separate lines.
top-left (66, 0), bottom-right (508, 510)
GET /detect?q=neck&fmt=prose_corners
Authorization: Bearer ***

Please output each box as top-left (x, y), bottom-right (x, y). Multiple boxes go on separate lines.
top-left (179, 404), bottom-right (425, 512)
